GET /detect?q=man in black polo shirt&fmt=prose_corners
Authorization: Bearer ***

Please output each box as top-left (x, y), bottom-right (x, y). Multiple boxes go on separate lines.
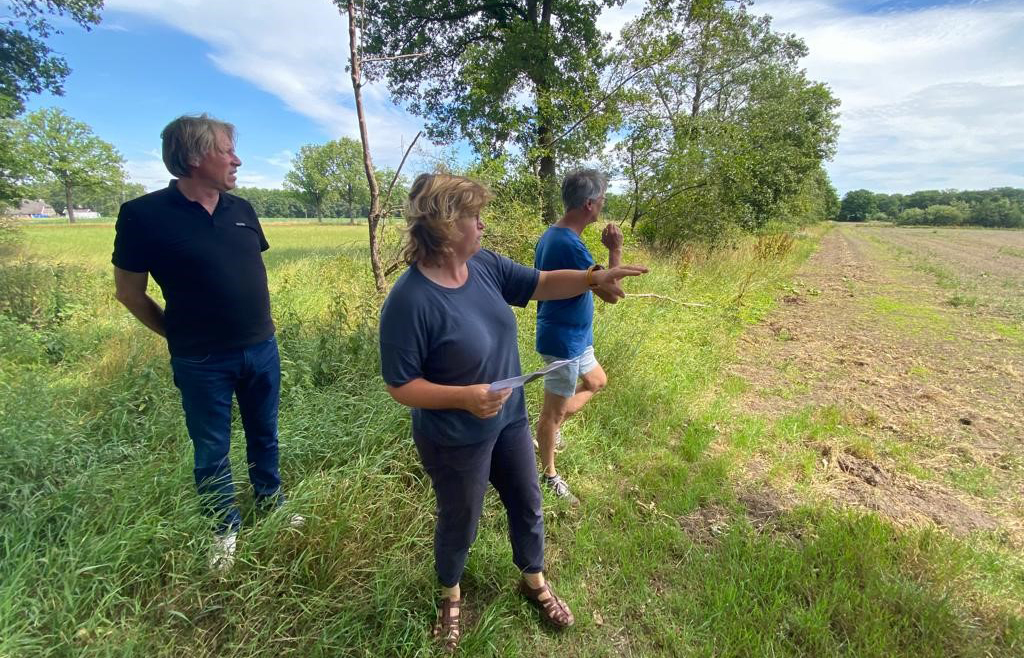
top-left (112, 114), bottom-right (294, 570)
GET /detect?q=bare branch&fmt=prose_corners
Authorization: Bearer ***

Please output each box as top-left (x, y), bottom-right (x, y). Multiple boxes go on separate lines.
top-left (361, 52), bottom-right (427, 63)
top-left (624, 293), bottom-right (710, 307)
top-left (382, 130), bottom-right (422, 210)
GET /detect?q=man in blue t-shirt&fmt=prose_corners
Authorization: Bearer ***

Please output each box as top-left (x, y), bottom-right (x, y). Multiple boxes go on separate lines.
top-left (534, 169), bottom-right (623, 504)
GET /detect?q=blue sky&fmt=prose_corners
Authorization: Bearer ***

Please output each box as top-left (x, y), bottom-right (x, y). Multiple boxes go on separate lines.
top-left (26, 0), bottom-right (1024, 196)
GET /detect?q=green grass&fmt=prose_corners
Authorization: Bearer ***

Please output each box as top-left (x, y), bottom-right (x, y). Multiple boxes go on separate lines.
top-left (1, 223), bottom-right (1022, 656)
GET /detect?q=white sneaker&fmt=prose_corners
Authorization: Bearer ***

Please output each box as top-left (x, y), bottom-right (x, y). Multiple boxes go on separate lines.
top-left (209, 531), bottom-right (237, 572)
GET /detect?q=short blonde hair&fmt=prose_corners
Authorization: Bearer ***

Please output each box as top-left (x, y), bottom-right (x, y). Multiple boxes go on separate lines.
top-left (161, 113), bottom-right (235, 178)
top-left (402, 173), bottom-right (493, 267)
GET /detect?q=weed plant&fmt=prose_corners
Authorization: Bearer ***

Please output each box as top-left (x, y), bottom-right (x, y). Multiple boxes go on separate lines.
top-left (1, 223), bottom-right (1021, 656)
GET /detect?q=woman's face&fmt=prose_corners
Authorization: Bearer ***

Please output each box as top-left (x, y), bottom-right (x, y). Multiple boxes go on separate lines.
top-left (452, 210), bottom-right (485, 260)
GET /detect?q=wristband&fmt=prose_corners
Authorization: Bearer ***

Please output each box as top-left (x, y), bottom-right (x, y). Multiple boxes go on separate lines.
top-left (586, 264), bottom-right (604, 289)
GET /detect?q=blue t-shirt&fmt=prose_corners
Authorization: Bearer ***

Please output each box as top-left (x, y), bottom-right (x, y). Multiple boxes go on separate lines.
top-left (534, 226), bottom-right (595, 359)
top-left (379, 249), bottom-right (540, 446)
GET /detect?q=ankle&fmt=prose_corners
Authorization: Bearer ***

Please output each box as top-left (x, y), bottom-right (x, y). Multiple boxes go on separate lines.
top-left (523, 571), bottom-right (545, 589)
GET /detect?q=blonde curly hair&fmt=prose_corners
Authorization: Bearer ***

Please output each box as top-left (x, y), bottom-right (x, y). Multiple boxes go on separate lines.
top-left (402, 173), bottom-right (493, 267)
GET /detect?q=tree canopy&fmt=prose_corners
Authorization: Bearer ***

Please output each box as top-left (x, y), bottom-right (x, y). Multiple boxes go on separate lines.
top-left (614, 0), bottom-right (839, 245)
top-left (349, 0), bottom-right (622, 220)
top-left (18, 107), bottom-right (125, 223)
top-left (1, 0), bottom-right (103, 117)
top-left (284, 138), bottom-right (369, 221)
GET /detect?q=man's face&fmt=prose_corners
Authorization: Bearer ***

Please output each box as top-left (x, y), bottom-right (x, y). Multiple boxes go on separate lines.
top-left (586, 193), bottom-right (606, 222)
top-left (191, 130), bottom-right (241, 191)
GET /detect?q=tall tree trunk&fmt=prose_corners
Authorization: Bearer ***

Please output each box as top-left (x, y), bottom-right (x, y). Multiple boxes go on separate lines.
top-left (64, 181), bottom-right (75, 224)
top-left (536, 0), bottom-right (558, 223)
top-left (349, 1), bottom-right (386, 293)
top-left (347, 183), bottom-right (355, 225)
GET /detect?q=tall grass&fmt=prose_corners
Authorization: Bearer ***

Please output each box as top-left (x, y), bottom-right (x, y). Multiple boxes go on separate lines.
top-left (0, 223), bottom-right (1020, 656)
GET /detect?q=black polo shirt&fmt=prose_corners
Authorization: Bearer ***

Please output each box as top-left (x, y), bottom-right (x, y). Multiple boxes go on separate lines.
top-left (112, 180), bottom-right (275, 357)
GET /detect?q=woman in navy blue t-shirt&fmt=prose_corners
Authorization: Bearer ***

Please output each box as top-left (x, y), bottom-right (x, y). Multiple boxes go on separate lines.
top-left (379, 173), bottom-right (645, 651)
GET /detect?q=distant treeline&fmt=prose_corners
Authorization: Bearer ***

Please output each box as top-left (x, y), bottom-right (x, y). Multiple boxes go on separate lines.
top-left (231, 186), bottom-right (372, 220)
top-left (838, 188), bottom-right (1024, 228)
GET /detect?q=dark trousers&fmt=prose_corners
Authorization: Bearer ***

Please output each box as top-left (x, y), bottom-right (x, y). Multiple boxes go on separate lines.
top-left (414, 420), bottom-right (545, 587)
top-left (170, 335), bottom-right (281, 533)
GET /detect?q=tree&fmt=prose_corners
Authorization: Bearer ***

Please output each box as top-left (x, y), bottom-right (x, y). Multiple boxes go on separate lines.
top-left (838, 189), bottom-right (876, 221)
top-left (18, 108), bottom-right (125, 223)
top-left (31, 177), bottom-right (143, 216)
top-left (1, 1), bottom-right (103, 117)
top-left (283, 138), bottom-right (369, 221)
top-left (1, 2), bottom-right (103, 206)
top-left (349, 0), bottom-right (620, 221)
top-left (0, 107), bottom-right (31, 206)
top-left (615, 0), bottom-right (837, 243)
top-left (345, 1), bottom-right (421, 292)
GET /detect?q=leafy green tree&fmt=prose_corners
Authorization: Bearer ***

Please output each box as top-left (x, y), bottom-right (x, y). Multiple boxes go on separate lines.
top-left (615, 0), bottom-right (837, 243)
top-left (1, 1), bottom-right (103, 117)
top-left (895, 207), bottom-right (925, 225)
top-left (31, 177), bottom-right (144, 216)
top-left (970, 197), bottom-right (1023, 228)
top-left (18, 107), bottom-right (125, 223)
top-left (874, 193), bottom-right (902, 218)
top-left (0, 107), bottom-right (32, 206)
top-left (350, 0), bottom-right (620, 221)
top-left (284, 138), bottom-right (368, 221)
top-left (0, 2), bottom-right (104, 206)
top-left (838, 189), bottom-right (876, 221)
top-left (904, 189), bottom-right (951, 210)
top-left (924, 202), bottom-right (967, 226)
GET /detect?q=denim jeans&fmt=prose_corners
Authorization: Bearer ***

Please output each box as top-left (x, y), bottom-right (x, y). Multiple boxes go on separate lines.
top-left (170, 335), bottom-right (281, 533)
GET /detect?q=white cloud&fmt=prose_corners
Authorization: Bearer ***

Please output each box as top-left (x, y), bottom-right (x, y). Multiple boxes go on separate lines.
top-left (108, 0), bottom-right (1024, 196)
top-left (755, 0), bottom-right (1024, 194)
top-left (262, 150), bottom-right (295, 170)
top-left (106, 0), bottom-right (427, 177)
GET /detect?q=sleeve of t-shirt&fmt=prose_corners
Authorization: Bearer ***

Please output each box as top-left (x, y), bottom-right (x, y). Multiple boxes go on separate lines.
top-left (567, 237), bottom-right (596, 270)
top-left (379, 285), bottom-right (428, 387)
top-left (111, 204), bottom-right (150, 273)
top-left (492, 251), bottom-right (540, 307)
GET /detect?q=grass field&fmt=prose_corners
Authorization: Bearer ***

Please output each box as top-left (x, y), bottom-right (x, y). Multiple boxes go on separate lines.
top-left (1, 221), bottom-right (1022, 656)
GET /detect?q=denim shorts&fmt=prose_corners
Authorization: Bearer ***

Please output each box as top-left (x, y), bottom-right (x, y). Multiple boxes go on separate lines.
top-left (539, 345), bottom-right (598, 398)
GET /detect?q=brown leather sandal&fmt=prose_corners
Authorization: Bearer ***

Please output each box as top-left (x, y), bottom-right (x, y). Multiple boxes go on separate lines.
top-left (432, 597), bottom-right (461, 653)
top-left (519, 580), bottom-right (575, 629)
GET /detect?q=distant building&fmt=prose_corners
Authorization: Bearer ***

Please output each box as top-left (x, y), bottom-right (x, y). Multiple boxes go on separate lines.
top-left (11, 199), bottom-right (57, 218)
top-left (66, 208), bottom-right (101, 219)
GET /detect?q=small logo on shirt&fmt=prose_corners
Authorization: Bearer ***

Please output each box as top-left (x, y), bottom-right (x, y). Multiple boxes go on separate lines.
top-left (235, 222), bottom-right (247, 227)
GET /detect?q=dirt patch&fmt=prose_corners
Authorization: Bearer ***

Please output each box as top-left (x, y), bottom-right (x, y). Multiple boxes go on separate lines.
top-left (724, 225), bottom-right (1024, 541)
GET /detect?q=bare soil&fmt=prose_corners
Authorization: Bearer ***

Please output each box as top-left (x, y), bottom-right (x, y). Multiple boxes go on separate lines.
top-left (725, 224), bottom-right (1024, 540)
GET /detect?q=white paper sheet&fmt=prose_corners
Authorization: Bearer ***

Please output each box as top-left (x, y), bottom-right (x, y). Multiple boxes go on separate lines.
top-left (488, 359), bottom-right (572, 392)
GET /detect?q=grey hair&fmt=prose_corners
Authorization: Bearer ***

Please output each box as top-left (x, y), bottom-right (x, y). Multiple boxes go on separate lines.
top-left (160, 114), bottom-right (236, 178)
top-left (561, 169), bottom-right (607, 211)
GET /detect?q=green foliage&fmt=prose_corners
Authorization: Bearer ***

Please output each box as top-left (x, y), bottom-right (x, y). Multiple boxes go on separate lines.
top-left (838, 188), bottom-right (877, 221)
top-left (0, 1), bottom-right (103, 117)
top-left (470, 158), bottom-right (546, 265)
top-left (28, 178), bottom-right (145, 216)
top-left (284, 138), bottom-right (370, 221)
top-left (353, 0), bottom-right (621, 219)
top-left (616, 0), bottom-right (839, 246)
top-left (17, 107), bottom-right (126, 222)
top-left (855, 187), bottom-right (1024, 228)
top-left (0, 108), bottom-right (32, 205)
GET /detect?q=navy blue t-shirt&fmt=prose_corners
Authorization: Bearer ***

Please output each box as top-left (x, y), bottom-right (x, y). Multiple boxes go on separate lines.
top-left (534, 226), bottom-right (595, 359)
top-left (379, 249), bottom-right (540, 446)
